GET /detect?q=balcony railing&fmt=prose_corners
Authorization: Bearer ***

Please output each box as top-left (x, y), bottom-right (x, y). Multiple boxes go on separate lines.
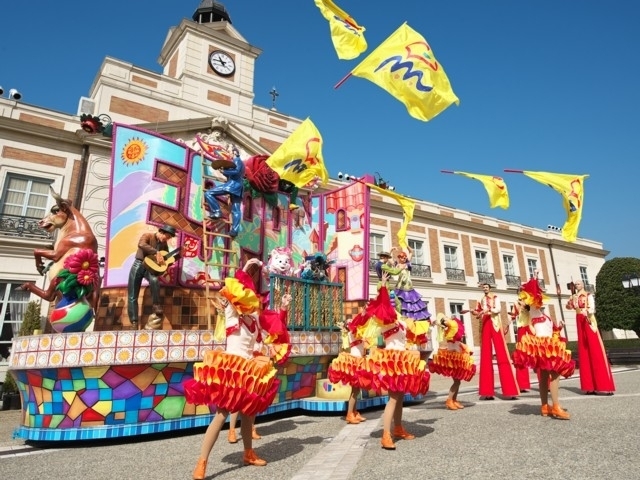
top-left (0, 214), bottom-right (52, 240)
top-left (445, 268), bottom-right (466, 282)
top-left (537, 278), bottom-right (546, 290)
top-left (477, 271), bottom-right (495, 286)
top-left (585, 283), bottom-right (596, 293)
top-left (506, 274), bottom-right (522, 288)
top-left (368, 259), bottom-right (431, 279)
top-left (412, 264), bottom-right (432, 279)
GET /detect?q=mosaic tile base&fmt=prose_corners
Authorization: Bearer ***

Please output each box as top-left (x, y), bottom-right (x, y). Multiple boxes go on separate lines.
top-left (13, 394), bottom-right (425, 442)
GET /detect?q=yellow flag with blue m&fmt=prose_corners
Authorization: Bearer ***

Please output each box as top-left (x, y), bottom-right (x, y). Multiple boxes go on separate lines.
top-left (351, 22), bottom-right (459, 121)
top-left (266, 118), bottom-right (329, 188)
top-left (522, 171), bottom-right (589, 242)
top-left (314, 0), bottom-right (367, 60)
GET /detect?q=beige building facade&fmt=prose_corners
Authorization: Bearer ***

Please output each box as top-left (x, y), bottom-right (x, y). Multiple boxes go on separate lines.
top-left (0, 1), bottom-right (612, 378)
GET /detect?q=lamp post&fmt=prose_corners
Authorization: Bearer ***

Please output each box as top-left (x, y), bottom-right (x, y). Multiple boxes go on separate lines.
top-left (622, 273), bottom-right (640, 292)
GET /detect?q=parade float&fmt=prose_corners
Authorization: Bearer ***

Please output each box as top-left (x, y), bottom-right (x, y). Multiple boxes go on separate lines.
top-left (8, 124), bottom-right (430, 441)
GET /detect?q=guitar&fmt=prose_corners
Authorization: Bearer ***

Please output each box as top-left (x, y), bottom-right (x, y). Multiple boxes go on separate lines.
top-left (144, 248), bottom-right (181, 275)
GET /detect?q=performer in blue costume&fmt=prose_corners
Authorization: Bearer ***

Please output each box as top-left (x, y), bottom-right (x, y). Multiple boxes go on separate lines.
top-left (204, 150), bottom-right (245, 237)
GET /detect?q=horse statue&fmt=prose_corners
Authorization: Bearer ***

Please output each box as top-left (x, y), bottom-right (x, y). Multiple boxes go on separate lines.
top-left (20, 187), bottom-right (100, 332)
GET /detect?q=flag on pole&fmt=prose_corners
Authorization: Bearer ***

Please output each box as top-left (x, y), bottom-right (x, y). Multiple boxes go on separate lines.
top-left (367, 183), bottom-right (415, 249)
top-left (522, 171), bottom-right (589, 242)
top-left (454, 172), bottom-right (510, 209)
top-left (266, 118), bottom-right (329, 188)
top-left (350, 22), bottom-right (459, 121)
top-left (314, 0), bottom-right (367, 60)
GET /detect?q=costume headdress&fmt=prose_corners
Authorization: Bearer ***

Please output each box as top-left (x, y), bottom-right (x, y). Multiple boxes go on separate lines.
top-left (221, 270), bottom-right (260, 314)
top-left (518, 277), bottom-right (548, 309)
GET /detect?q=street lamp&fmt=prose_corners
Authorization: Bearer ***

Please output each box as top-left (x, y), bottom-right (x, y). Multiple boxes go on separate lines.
top-left (622, 273), bottom-right (640, 291)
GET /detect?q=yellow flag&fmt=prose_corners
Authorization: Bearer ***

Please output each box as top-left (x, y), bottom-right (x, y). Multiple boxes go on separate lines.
top-left (351, 23), bottom-right (459, 121)
top-left (266, 118), bottom-right (329, 188)
top-left (367, 183), bottom-right (415, 249)
top-left (454, 172), bottom-right (510, 209)
top-left (314, 0), bottom-right (367, 60)
top-left (522, 171), bottom-right (589, 242)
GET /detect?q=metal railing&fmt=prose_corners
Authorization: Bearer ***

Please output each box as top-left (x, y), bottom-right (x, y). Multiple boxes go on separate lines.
top-left (445, 268), bottom-right (466, 282)
top-left (368, 259), bottom-right (431, 279)
top-left (477, 271), bottom-right (495, 286)
top-left (585, 283), bottom-right (596, 293)
top-left (505, 274), bottom-right (521, 288)
top-left (269, 273), bottom-right (343, 331)
top-left (412, 264), bottom-right (432, 279)
top-left (0, 214), bottom-right (52, 240)
top-left (537, 278), bottom-right (546, 290)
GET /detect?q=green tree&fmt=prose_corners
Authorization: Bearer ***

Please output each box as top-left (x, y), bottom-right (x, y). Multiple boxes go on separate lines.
top-left (595, 257), bottom-right (640, 336)
top-left (19, 301), bottom-right (42, 336)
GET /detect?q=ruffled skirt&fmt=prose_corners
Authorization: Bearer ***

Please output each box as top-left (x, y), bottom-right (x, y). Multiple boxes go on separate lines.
top-left (513, 335), bottom-right (575, 378)
top-left (328, 352), bottom-right (365, 389)
top-left (359, 348), bottom-right (430, 396)
top-left (184, 350), bottom-right (279, 416)
top-left (395, 288), bottom-right (431, 321)
top-left (428, 349), bottom-right (477, 382)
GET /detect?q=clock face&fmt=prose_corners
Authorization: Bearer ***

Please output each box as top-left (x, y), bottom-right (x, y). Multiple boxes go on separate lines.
top-left (208, 50), bottom-right (236, 77)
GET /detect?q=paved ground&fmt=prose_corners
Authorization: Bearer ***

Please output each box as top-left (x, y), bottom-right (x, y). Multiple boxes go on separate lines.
top-left (1, 366), bottom-right (638, 480)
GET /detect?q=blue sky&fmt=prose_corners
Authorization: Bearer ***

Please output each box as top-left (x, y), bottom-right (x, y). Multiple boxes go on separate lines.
top-left (2, 1), bottom-right (638, 259)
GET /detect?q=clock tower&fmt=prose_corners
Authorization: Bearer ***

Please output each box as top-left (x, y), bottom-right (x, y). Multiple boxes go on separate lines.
top-left (157, 0), bottom-right (262, 119)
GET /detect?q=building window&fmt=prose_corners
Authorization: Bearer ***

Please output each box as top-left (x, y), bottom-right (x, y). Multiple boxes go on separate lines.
top-left (503, 255), bottom-right (516, 276)
top-left (0, 174), bottom-right (51, 218)
top-left (579, 266), bottom-right (589, 285)
top-left (369, 233), bottom-right (385, 257)
top-left (408, 239), bottom-right (424, 265)
top-left (475, 250), bottom-right (489, 272)
top-left (527, 259), bottom-right (538, 278)
top-left (444, 245), bottom-right (458, 269)
top-left (0, 283), bottom-right (32, 364)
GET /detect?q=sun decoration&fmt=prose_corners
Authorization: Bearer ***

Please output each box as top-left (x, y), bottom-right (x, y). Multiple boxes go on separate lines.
top-left (121, 137), bottom-right (148, 166)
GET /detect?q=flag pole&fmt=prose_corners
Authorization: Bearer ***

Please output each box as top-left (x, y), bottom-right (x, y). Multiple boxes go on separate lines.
top-left (440, 170), bottom-right (455, 174)
top-left (334, 72), bottom-right (352, 89)
top-left (503, 169), bottom-right (523, 173)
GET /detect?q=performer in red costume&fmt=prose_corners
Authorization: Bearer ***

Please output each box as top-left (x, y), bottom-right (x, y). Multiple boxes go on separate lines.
top-left (185, 259), bottom-right (291, 480)
top-left (357, 273), bottom-right (430, 450)
top-left (513, 277), bottom-right (574, 419)
top-left (428, 312), bottom-right (476, 410)
top-left (510, 300), bottom-right (531, 392)
top-left (328, 309), bottom-right (368, 424)
top-left (566, 280), bottom-right (615, 395)
top-left (474, 283), bottom-right (519, 400)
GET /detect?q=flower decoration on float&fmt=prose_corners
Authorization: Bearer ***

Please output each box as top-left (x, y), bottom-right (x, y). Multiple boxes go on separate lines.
top-left (56, 249), bottom-right (100, 299)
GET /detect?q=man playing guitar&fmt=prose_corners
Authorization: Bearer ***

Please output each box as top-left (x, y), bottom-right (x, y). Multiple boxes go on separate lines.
top-left (127, 224), bottom-right (179, 330)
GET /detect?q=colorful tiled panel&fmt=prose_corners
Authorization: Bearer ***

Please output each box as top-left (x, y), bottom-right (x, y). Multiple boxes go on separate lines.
top-left (10, 330), bottom-right (349, 370)
top-left (9, 330), bottom-right (418, 441)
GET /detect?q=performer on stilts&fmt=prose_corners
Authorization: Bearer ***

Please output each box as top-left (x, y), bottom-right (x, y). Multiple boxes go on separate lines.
top-left (510, 300), bottom-right (531, 392)
top-left (566, 280), bottom-right (615, 395)
top-left (474, 283), bottom-right (519, 400)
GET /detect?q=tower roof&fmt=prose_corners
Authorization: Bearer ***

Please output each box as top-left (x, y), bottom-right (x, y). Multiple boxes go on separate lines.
top-left (192, 0), bottom-right (232, 24)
